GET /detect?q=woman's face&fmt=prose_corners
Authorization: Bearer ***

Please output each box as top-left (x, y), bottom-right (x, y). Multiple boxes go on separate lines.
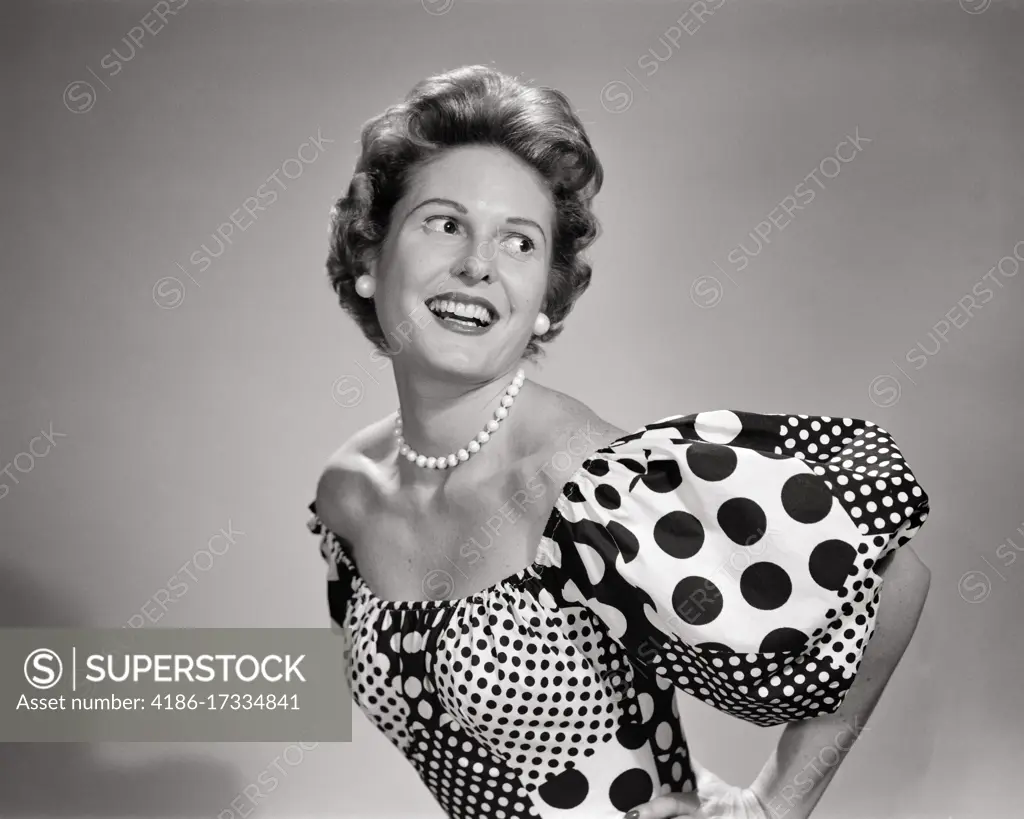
top-left (369, 145), bottom-right (555, 380)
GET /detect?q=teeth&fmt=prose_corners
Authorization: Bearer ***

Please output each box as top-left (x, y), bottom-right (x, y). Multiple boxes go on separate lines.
top-left (428, 298), bottom-right (495, 325)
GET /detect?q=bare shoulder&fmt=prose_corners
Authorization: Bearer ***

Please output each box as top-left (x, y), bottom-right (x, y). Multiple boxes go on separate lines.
top-left (526, 381), bottom-right (628, 457)
top-left (314, 413), bottom-right (397, 532)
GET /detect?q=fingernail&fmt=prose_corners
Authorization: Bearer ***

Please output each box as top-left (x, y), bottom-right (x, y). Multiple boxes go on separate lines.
top-left (624, 812), bottom-right (640, 819)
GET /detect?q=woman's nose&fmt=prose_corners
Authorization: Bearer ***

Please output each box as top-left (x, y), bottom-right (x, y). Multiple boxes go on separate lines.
top-left (457, 245), bottom-right (496, 282)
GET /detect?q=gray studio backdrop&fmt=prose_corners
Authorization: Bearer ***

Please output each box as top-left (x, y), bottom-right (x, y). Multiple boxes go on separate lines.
top-left (2, 0), bottom-right (1022, 817)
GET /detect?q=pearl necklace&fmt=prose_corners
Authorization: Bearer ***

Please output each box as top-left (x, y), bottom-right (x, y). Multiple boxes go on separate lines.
top-left (395, 368), bottom-right (526, 470)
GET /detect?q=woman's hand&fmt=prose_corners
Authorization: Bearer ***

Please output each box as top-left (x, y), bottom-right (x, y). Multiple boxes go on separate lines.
top-left (624, 758), bottom-right (773, 819)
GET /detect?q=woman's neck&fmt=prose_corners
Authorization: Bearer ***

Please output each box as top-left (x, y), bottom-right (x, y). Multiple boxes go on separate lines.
top-left (391, 363), bottom-right (529, 484)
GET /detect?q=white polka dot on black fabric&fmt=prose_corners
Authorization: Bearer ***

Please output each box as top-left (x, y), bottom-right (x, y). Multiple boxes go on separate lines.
top-left (692, 409), bottom-right (744, 444)
top-left (548, 409), bottom-right (930, 728)
top-left (305, 409), bottom-right (931, 816)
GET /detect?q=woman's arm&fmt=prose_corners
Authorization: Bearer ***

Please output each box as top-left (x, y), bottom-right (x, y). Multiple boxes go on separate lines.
top-left (749, 545), bottom-right (932, 819)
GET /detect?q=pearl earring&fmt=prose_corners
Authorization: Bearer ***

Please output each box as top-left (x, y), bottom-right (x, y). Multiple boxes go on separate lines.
top-left (533, 312), bottom-right (550, 336)
top-left (355, 274), bottom-right (376, 298)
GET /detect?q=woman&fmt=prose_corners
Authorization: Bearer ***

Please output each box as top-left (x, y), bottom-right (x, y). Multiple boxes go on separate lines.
top-left (307, 65), bottom-right (932, 819)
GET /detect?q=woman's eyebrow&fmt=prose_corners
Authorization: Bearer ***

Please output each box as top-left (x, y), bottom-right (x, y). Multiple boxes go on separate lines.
top-left (505, 217), bottom-right (546, 242)
top-left (408, 197), bottom-right (547, 243)
top-left (409, 197), bottom-right (467, 215)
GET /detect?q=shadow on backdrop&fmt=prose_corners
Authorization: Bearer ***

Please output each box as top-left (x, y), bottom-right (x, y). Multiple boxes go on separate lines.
top-left (0, 560), bottom-right (245, 817)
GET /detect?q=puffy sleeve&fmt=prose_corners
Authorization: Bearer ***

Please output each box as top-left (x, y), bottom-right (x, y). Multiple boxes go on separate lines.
top-left (547, 410), bottom-right (931, 727)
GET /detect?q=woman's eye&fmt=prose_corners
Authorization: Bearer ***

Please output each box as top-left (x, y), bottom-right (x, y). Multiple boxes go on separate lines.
top-left (501, 234), bottom-right (535, 258)
top-left (424, 216), bottom-right (463, 236)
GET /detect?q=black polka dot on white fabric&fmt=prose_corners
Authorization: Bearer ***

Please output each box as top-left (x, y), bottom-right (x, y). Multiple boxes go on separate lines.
top-left (609, 768), bottom-right (655, 812)
top-left (740, 562), bottom-right (792, 610)
top-left (686, 443), bottom-right (737, 482)
top-left (572, 519), bottom-right (633, 565)
top-left (631, 459), bottom-right (683, 494)
top-left (809, 539), bottom-right (858, 591)
top-left (306, 408), bottom-right (931, 816)
top-left (595, 484), bottom-right (621, 510)
top-left (616, 456), bottom-right (647, 476)
top-left (562, 482), bottom-right (585, 503)
top-left (547, 409), bottom-right (929, 728)
top-left (781, 473), bottom-right (833, 523)
top-left (717, 497), bottom-right (767, 546)
top-left (653, 511), bottom-right (704, 558)
top-left (537, 766), bottom-right (588, 809)
top-left (607, 521), bottom-right (641, 563)
top-left (759, 627), bottom-right (808, 653)
top-left (672, 576), bottom-right (723, 626)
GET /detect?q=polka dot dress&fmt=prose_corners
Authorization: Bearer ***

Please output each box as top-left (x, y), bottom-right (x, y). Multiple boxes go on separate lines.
top-left (308, 410), bottom-right (931, 818)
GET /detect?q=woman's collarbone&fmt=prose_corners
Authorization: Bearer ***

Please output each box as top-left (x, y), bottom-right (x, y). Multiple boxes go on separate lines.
top-left (357, 482), bottom-right (555, 598)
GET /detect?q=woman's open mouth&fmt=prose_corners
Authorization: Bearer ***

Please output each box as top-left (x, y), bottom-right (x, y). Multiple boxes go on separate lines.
top-left (425, 294), bottom-right (498, 335)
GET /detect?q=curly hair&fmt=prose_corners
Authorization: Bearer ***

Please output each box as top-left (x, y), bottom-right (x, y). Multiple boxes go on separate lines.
top-left (326, 64), bottom-right (604, 361)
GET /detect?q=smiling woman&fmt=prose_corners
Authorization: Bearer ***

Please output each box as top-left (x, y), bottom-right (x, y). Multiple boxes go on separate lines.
top-left (326, 65), bottom-right (600, 366)
top-left (308, 65), bottom-right (931, 819)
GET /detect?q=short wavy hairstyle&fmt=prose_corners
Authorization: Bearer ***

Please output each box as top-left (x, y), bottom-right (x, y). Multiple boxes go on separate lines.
top-left (326, 64), bottom-right (604, 361)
